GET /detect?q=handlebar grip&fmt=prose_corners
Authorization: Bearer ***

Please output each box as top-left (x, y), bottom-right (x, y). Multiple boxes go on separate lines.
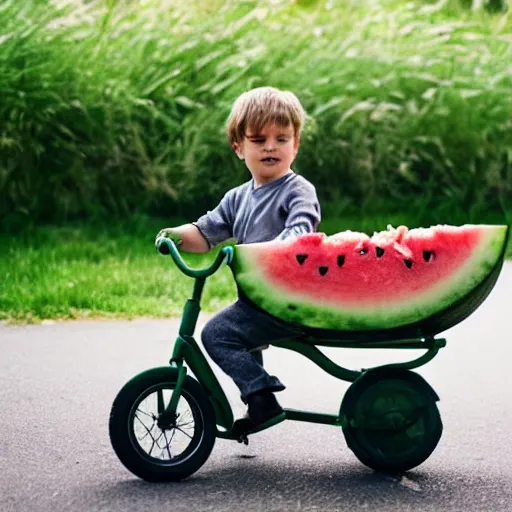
top-left (158, 241), bottom-right (171, 255)
top-left (156, 237), bottom-right (234, 278)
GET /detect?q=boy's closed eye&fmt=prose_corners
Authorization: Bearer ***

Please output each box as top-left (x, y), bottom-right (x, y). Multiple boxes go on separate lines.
top-left (249, 138), bottom-right (290, 144)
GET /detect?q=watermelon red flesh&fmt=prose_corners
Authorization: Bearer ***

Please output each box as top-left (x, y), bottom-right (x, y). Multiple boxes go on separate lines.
top-left (232, 224), bottom-right (508, 331)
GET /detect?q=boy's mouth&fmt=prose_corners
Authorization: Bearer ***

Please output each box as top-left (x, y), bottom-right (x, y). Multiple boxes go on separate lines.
top-left (261, 157), bottom-right (280, 163)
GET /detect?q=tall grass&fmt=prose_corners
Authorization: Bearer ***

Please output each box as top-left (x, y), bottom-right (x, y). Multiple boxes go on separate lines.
top-left (0, 0), bottom-right (511, 229)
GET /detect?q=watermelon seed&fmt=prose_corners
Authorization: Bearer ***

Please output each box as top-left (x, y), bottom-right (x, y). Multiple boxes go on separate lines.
top-left (318, 266), bottom-right (329, 276)
top-left (296, 254), bottom-right (308, 265)
top-left (404, 259), bottom-right (413, 269)
top-left (337, 255), bottom-right (345, 267)
top-left (376, 247), bottom-right (384, 258)
top-left (359, 248), bottom-right (368, 255)
top-left (423, 250), bottom-right (434, 262)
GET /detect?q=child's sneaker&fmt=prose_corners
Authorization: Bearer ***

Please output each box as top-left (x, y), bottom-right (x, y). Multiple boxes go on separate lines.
top-left (232, 389), bottom-right (284, 437)
top-left (246, 389), bottom-right (283, 425)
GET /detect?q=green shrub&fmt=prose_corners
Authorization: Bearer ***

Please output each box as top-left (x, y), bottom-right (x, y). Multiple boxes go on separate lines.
top-left (0, 0), bottom-right (510, 228)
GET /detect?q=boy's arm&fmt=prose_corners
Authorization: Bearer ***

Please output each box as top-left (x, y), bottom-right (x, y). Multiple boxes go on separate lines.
top-left (276, 180), bottom-right (321, 241)
top-left (192, 190), bottom-right (235, 248)
top-left (276, 223), bottom-right (311, 241)
top-left (155, 224), bottom-right (210, 253)
top-left (156, 190), bottom-right (235, 253)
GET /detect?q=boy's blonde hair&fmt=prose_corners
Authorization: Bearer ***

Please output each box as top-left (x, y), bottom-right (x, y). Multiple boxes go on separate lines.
top-left (226, 86), bottom-right (305, 145)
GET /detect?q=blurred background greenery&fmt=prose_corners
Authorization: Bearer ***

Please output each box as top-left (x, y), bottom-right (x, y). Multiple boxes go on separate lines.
top-left (1, 0), bottom-right (510, 321)
top-left (1, 0), bottom-right (511, 227)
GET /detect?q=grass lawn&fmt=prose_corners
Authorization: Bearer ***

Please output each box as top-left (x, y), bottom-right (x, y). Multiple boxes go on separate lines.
top-left (1, 214), bottom-right (510, 324)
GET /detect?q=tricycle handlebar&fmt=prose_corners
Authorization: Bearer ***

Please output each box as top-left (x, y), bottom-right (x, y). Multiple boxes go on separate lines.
top-left (156, 237), bottom-right (234, 278)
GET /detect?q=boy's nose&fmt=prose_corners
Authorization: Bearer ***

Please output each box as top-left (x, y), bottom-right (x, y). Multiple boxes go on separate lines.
top-left (264, 141), bottom-right (277, 152)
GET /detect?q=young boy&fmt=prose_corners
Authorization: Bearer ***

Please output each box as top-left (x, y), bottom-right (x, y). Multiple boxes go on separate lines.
top-left (156, 86), bottom-right (321, 430)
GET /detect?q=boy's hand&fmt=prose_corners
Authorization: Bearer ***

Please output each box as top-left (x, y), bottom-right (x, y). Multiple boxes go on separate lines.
top-left (155, 228), bottom-right (183, 251)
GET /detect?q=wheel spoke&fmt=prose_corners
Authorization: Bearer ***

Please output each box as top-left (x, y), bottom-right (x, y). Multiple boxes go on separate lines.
top-left (154, 430), bottom-right (166, 446)
top-left (175, 426), bottom-right (193, 440)
top-left (135, 413), bottom-right (158, 450)
top-left (179, 410), bottom-right (193, 422)
top-left (163, 430), bottom-right (173, 460)
top-left (154, 428), bottom-right (173, 459)
top-left (177, 419), bottom-right (194, 429)
top-left (136, 418), bottom-right (156, 441)
top-left (136, 408), bottom-right (154, 420)
top-left (135, 412), bottom-right (155, 434)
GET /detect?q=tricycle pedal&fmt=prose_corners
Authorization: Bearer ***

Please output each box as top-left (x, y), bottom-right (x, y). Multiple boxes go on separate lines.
top-left (231, 412), bottom-right (286, 440)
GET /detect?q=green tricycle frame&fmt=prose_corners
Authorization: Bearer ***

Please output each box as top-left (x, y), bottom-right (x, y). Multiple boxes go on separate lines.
top-left (109, 235), bottom-right (506, 482)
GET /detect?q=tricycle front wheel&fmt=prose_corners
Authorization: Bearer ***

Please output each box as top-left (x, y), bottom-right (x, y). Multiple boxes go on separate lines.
top-left (109, 367), bottom-right (216, 482)
top-left (340, 367), bottom-right (443, 474)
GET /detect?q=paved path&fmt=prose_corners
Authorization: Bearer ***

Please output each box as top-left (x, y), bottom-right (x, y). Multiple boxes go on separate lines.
top-left (1, 263), bottom-right (511, 512)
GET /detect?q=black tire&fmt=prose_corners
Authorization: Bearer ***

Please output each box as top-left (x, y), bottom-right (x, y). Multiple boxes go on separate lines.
top-left (109, 367), bottom-right (216, 482)
top-left (340, 368), bottom-right (443, 474)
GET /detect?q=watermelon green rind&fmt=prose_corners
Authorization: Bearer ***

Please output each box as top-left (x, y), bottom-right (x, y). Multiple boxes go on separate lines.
top-left (232, 225), bottom-right (508, 331)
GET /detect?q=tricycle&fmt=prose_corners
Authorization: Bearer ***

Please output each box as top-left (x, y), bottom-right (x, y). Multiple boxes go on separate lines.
top-left (109, 231), bottom-right (507, 482)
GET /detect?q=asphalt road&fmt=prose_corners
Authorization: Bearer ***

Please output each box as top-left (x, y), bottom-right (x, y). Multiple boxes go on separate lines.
top-left (1, 262), bottom-right (511, 512)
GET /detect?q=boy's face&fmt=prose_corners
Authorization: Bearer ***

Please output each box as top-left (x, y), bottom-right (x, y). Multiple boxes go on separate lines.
top-left (232, 123), bottom-right (299, 187)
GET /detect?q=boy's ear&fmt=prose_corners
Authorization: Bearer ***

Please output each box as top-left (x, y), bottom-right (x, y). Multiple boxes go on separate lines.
top-left (232, 142), bottom-right (244, 160)
top-left (293, 135), bottom-right (301, 155)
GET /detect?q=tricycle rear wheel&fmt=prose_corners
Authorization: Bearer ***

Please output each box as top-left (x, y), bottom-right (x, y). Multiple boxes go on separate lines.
top-left (340, 367), bottom-right (442, 474)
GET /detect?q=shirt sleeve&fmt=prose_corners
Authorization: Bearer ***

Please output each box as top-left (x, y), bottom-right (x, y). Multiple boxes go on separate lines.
top-left (284, 179), bottom-right (321, 232)
top-left (276, 222), bottom-right (311, 241)
top-left (193, 191), bottom-right (234, 248)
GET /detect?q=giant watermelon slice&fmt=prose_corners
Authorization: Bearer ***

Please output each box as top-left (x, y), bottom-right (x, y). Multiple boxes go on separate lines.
top-left (233, 224), bottom-right (508, 333)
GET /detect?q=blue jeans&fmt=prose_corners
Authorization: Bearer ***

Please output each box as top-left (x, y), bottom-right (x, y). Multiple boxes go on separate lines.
top-left (201, 299), bottom-right (303, 399)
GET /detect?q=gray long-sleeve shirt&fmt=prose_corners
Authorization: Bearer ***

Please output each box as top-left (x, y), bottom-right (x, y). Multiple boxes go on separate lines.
top-left (194, 171), bottom-right (321, 247)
